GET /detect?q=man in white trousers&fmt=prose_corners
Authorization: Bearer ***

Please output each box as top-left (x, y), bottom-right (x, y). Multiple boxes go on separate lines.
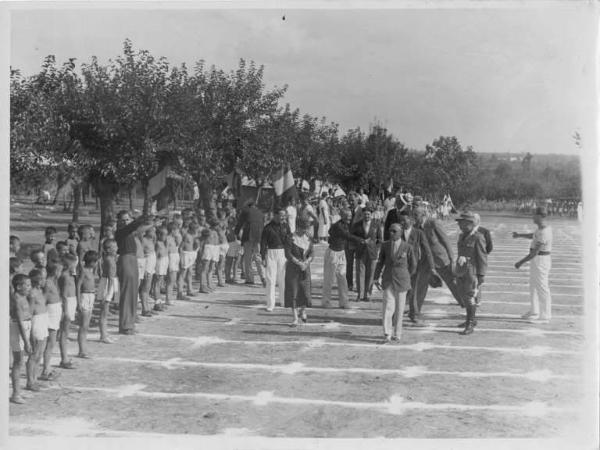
top-left (260, 209), bottom-right (290, 311)
top-left (513, 207), bottom-right (553, 324)
top-left (373, 223), bottom-right (416, 343)
top-left (322, 210), bottom-right (365, 309)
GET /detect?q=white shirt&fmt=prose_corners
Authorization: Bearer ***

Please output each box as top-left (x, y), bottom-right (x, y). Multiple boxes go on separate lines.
top-left (532, 226), bottom-right (552, 253)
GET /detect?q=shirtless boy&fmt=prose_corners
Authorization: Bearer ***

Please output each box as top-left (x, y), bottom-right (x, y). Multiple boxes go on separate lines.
top-left (166, 222), bottom-right (182, 305)
top-left (178, 222), bottom-right (198, 299)
top-left (27, 269), bottom-right (49, 391)
top-left (76, 250), bottom-right (98, 358)
top-left (10, 274), bottom-right (32, 403)
top-left (40, 262), bottom-right (61, 381)
top-left (151, 227), bottom-right (169, 311)
top-left (57, 254), bottom-right (78, 369)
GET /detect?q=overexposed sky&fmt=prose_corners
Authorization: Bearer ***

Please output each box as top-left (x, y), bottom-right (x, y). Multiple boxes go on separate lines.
top-left (9, 5), bottom-right (598, 154)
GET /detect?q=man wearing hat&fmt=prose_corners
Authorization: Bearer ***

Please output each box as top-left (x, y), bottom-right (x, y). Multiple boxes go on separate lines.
top-left (455, 211), bottom-right (488, 335)
top-left (513, 207), bottom-right (553, 324)
top-left (413, 206), bottom-right (463, 309)
top-left (351, 204), bottom-right (383, 302)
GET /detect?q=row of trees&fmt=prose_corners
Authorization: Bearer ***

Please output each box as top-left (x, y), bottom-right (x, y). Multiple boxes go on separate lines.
top-left (10, 40), bottom-right (579, 227)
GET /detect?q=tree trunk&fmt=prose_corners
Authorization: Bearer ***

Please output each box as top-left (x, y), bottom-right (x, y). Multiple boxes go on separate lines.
top-left (128, 186), bottom-right (134, 212)
top-left (196, 176), bottom-right (217, 222)
top-left (142, 182), bottom-right (151, 216)
top-left (92, 177), bottom-right (120, 228)
top-left (72, 184), bottom-right (81, 223)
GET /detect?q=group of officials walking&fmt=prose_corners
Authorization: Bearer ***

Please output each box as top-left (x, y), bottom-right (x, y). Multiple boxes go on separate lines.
top-left (236, 192), bottom-right (553, 343)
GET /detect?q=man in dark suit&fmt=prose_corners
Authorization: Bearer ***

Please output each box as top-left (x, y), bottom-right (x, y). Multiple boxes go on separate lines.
top-left (413, 207), bottom-right (463, 307)
top-left (398, 212), bottom-right (434, 325)
top-left (383, 192), bottom-right (406, 240)
top-left (345, 193), bottom-right (363, 291)
top-left (351, 205), bottom-right (382, 302)
top-left (374, 223), bottom-right (416, 343)
top-left (235, 200), bottom-right (266, 286)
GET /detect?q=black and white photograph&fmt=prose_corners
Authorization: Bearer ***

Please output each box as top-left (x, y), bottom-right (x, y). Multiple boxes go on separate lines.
top-left (2, 2), bottom-right (599, 448)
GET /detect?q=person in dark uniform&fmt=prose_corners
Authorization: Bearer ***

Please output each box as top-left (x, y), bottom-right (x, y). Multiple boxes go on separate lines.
top-left (454, 211), bottom-right (488, 335)
top-left (114, 211), bottom-right (155, 335)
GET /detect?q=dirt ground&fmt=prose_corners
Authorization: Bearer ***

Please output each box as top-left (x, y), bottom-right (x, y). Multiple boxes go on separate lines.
top-left (7, 200), bottom-right (591, 440)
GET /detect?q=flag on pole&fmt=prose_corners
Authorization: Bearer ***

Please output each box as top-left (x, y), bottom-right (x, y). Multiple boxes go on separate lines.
top-left (148, 166), bottom-right (172, 212)
top-left (386, 177), bottom-right (394, 194)
top-left (273, 164), bottom-right (297, 207)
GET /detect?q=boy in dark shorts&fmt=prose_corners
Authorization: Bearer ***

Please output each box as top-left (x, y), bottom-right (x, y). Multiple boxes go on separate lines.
top-left (10, 274), bottom-right (32, 404)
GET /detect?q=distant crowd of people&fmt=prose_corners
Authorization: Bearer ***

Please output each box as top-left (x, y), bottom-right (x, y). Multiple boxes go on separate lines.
top-left (471, 197), bottom-right (582, 219)
top-left (9, 188), bottom-right (554, 405)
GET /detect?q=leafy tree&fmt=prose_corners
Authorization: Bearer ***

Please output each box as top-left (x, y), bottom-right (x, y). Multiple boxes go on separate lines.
top-left (175, 59), bottom-right (286, 216)
top-left (422, 136), bottom-right (479, 205)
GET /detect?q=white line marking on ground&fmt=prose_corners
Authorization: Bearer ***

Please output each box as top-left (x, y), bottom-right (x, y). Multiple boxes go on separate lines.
top-left (62, 385), bottom-right (575, 417)
top-left (93, 356), bottom-right (576, 381)
top-left (481, 291), bottom-right (582, 298)
top-left (132, 334), bottom-right (580, 355)
top-left (425, 296), bottom-right (581, 308)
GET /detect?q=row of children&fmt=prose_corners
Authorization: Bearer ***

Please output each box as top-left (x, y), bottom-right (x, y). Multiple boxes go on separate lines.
top-left (8, 209), bottom-right (246, 404)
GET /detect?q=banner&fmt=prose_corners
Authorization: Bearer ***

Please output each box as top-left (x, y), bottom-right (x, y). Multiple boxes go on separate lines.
top-left (148, 166), bottom-right (172, 212)
top-left (273, 164), bottom-right (297, 208)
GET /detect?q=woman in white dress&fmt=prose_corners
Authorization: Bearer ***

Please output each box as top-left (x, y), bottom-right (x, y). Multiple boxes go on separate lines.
top-left (317, 193), bottom-right (330, 242)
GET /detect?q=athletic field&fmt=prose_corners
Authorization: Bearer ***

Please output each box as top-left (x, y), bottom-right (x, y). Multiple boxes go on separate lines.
top-left (8, 204), bottom-right (592, 441)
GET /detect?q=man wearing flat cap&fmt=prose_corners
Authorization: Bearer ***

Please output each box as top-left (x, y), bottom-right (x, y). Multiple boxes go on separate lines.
top-left (455, 211), bottom-right (488, 335)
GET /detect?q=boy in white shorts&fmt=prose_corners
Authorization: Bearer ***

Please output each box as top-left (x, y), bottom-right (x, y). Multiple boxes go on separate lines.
top-left (27, 269), bottom-right (48, 391)
top-left (151, 227), bottom-right (169, 311)
top-left (134, 232), bottom-right (151, 317)
top-left (216, 216), bottom-right (229, 288)
top-left (76, 250), bottom-right (98, 358)
top-left (178, 223), bottom-right (198, 298)
top-left (225, 230), bottom-right (242, 283)
top-left (140, 228), bottom-right (158, 316)
top-left (57, 254), bottom-right (78, 369)
top-left (199, 220), bottom-right (221, 293)
top-left (166, 223), bottom-right (181, 305)
top-left (97, 239), bottom-right (118, 343)
top-left (10, 274), bottom-right (32, 404)
top-left (40, 262), bottom-right (61, 381)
